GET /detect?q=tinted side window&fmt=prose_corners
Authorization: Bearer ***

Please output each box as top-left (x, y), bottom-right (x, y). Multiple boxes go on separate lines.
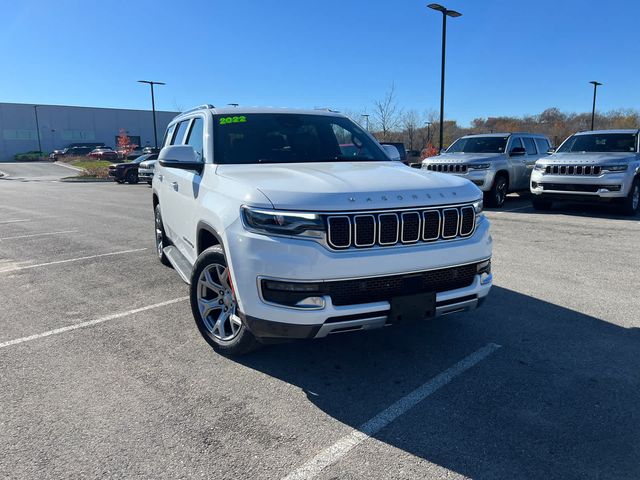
top-left (522, 137), bottom-right (537, 155)
top-left (510, 137), bottom-right (523, 150)
top-left (163, 124), bottom-right (176, 147)
top-left (535, 138), bottom-right (550, 154)
top-left (186, 118), bottom-right (204, 161)
top-left (172, 121), bottom-right (190, 145)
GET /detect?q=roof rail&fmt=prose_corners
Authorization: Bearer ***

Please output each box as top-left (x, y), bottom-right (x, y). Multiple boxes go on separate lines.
top-left (314, 107), bottom-right (340, 113)
top-left (181, 104), bottom-right (215, 115)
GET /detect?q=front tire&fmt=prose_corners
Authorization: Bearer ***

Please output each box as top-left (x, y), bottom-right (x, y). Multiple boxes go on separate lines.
top-left (485, 174), bottom-right (508, 208)
top-left (620, 178), bottom-right (640, 216)
top-left (154, 205), bottom-right (171, 266)
top-left (126, 169), bottom-right (138, 184)
top-left (190, 246), bottom-right (260, 356)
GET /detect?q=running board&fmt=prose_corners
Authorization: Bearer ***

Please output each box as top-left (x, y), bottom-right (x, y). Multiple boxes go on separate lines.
top-left (163, 245), bottom-right (193, 284)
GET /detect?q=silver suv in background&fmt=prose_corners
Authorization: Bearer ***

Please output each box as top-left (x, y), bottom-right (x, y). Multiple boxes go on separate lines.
top-left (530, 129), bottom-right (640, 215)
top-left (422, 133), bottom-right (552, 207)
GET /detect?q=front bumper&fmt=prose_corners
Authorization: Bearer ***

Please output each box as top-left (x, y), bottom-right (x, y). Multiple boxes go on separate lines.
top-left (223, 216), bottom-right (493, 338)
top-left (138, 169), bottom-right (154, 180)
top-left (530, 170), bottom-right (632, 200)
top-left (422, 166), bottom-right (495, 191)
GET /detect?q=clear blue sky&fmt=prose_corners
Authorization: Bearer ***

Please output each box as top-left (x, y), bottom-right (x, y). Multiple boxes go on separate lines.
top-left (1, 0), bottom-right (638, 126)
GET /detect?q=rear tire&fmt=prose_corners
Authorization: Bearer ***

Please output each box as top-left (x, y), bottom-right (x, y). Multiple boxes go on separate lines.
top-left (485, 174), bottom-right (508, 208)
top-left (531, 196), bottom-right (553, 211)
top-left (620, 177), bottom-right (640, 216)
top-left (190, 245), bottom-right (260, 356)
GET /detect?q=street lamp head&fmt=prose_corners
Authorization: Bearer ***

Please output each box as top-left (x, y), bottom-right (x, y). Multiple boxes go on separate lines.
top-left (589, 81), bottom-right (603, 86)
top-left (138, 80), bottom-right (166, 85)
top-left (427, 4), bottom-right (461, 16)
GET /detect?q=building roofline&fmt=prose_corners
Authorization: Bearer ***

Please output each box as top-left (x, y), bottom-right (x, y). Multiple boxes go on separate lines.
top-left (0, 101), bottom-right (179, 115)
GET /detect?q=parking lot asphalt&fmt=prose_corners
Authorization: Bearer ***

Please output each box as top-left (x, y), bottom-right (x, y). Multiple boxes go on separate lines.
top-left (1, 162), bottom-right (639, 480)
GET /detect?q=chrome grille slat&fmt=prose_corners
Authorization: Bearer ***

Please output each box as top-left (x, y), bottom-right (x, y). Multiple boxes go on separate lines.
top-left (425, 164), bottom-right (468, 173)
top-left (326, 204), bottom-right (476, 250)
top-left (544, 164), bottom-right (602, 176)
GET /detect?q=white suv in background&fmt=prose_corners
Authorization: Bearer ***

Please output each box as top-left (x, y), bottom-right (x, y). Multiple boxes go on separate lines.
top-left (152, 106), bottom-right (493, 355)
top-left (422, 133), bottom-right (552, 207)
top-left (530, 129), bottom-right (640, 215)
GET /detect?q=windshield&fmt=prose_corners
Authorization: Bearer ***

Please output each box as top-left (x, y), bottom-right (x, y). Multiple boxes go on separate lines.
top-left (446, 136), bottom-right (508, 154)
top-left (557, 133), bottom-right (638, 153)
top-left (212, 113), bottom-right (388, 164)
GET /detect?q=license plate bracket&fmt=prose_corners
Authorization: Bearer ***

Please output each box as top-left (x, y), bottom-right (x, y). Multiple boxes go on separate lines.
top-left (388, 292), bottom-right (436, 324)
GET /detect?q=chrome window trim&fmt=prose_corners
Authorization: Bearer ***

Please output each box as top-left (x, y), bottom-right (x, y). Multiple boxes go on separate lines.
top-left (378, 213), bottom-right (399, 246)
top-left (400, 212), bottom-right (421, 244)
top-left (327, 216), bottom-right (351, 249)
top-left (441, 208), bottom-right (459, 239)
top-left (354, 214), bottom-right (376, 247)
top-left (422, 210), bottom-right (441, 241)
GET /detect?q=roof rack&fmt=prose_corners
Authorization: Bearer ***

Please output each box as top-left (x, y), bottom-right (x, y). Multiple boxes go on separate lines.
top-left (314, 107), bottom-right (340, 113)
top-left (181, 104), bottom-right (215, 114)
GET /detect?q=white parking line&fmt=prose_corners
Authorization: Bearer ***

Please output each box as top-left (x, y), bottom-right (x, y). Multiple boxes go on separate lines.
top-left (0, 219), bottom-right (31, 224)
top-left (0, 230), bottom-right (78, 241)
top-left (281, 343), bottom-right (501, 480)
top-left (0, 248), bottom-right (147, 273)
top-left (0, 297), bottom-right (189, 349)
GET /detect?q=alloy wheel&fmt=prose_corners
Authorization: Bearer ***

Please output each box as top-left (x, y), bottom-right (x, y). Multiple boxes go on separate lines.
top-left (197, 263), bottom-right (242, 341)
top-left (155, 209), bottom-right (164, 258)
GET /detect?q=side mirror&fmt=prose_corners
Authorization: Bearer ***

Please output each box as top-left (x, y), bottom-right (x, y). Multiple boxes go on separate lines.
top-left (382, 144), bottom-right (401, 161)
top-left (158, 145), bottom-right (203, 174)
top-left (546, 148), bottom-right (556, 155)
top-left (509, 146), bottom-right (526, 156)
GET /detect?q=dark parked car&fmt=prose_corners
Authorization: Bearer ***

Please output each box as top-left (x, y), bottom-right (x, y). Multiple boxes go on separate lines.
top-left (51, 143), bottom-right (106, 161)
top-left (380, 142), bottom-right (408, 164)
top-left (108, 154), bottom-right (157, 184)
top-left (88, 147), bottom-right (119, 161)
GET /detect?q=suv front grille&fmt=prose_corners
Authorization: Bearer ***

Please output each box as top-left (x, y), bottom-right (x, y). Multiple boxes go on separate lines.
top-left (424, 164), bottom-right (468, 173)
top-left (544, 165), bottom-right (602, 175)
top-left (325, 263), bottom-right (478, 306)
top-left (326, 204), bottom-right (476, 250)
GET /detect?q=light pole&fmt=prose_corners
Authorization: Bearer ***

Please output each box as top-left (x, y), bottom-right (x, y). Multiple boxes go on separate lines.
top-left (137, 80), bottom-right (165, 149)
top-left (425, 121), bottom-right (432, 145)
top-left (33, 105), bottom-right (42, 153)
top-left (428, 3), bottom-right (461, 152)
top-left (361, 114), bottom-right (370, 131)
top-left (589, 81), bottom-right (602, 131)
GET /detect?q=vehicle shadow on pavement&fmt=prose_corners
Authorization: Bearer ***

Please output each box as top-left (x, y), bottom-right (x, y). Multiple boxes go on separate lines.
top-left (238, 286), bottom-right (640, 479)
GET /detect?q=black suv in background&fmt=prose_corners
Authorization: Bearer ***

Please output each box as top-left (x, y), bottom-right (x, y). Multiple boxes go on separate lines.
top-left (50, 143), bottom-right (106, 160)
top-left (108, 154), bottom-right (157, 184)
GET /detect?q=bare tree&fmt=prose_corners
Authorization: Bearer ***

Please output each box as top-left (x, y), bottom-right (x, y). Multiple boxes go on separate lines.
top-left (373, 83), bottom-right (401, 141)
top-left (401, 110), bottom-right (420, 151)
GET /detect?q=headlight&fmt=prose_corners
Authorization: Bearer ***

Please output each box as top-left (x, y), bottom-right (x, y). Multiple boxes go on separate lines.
top-left (241, 206), bottom-right (325, 238)
top-left (473, 199), bottom-right (484, 215)
top-left (602, 165), bottom-right (628, 173)
top-left (534, 163), bottom-right (546, 171)
top-left (467, 163), bottom-right (490, 170)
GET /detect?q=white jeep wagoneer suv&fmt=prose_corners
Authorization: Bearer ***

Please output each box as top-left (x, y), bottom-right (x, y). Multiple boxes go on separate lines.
top-left (152, 106), bottom-right (493, 355)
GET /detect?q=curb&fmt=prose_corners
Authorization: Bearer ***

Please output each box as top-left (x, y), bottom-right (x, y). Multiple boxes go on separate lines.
top-left (54, 161), bottom-right (85, 173)
top-left (60, 177), bottom-right (114, 183)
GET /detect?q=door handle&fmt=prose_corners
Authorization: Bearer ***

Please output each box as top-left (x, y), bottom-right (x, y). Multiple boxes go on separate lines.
top-left (158, 174), bottom-right (163, 182)
top-left (171, 181), bottom-right (179, 191)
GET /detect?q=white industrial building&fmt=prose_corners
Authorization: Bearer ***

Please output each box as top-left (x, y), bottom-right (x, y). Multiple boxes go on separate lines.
top-left (0, 102), bottom-right (178, 160)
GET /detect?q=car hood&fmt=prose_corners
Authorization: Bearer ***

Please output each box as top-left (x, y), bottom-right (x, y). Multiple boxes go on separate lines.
top-left (539, 152), bottom-right (637, 165)
top-left (216, 162), bottom-right (481, 211)
top-left (422, 153), bottom-right (504, 165)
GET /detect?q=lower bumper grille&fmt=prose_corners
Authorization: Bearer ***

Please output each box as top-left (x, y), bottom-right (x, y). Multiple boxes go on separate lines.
top-left (539, 183), bottom-right (611, 193)
top-left (326, 263), bottom-right (478, 305)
